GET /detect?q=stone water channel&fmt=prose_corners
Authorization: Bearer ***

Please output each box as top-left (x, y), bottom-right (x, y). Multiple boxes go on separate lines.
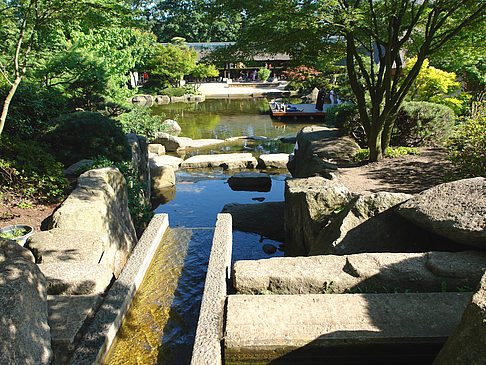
top-left (104, 98), bottom-right (316, 364)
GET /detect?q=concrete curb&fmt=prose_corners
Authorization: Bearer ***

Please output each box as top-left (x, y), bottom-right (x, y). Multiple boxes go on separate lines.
top-left (191, 213), bottom-right (233, 365)
top-left (69, 213), bottom-right (170, 364)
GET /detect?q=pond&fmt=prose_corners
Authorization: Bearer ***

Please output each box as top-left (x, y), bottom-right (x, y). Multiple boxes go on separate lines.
top-left (105, 98), bottom-right (314, 364)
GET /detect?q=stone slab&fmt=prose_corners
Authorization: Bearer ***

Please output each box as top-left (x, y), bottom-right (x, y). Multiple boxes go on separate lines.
top-left (70, 213), bottom-right (169, 365)
top-left (26, 229), bottom-right (104, 264)
top-left (227, 171), bottom-right (271, 192)
top-left (191, 214), bottom-right (233, 365)
top-left (257, 153), bottom-right (290, 170)
top-left (233, 251), bottom-right (486, 295)
top-left (149, 155), bottom-right (183, 171)
top-left (181, 153), bottom-right (258, 170)
top-left (225, 293), bottom-right (472, 363)
top-left (48, 295), bottom-right (102, 364)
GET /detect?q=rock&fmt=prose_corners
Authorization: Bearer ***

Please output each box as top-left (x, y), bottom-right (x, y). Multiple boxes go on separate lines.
top-left (310, 192), bottom-right (412, 255)
top-left (49, 167), bottom-right (137, 277)
top-left (39, 262), bottom-right (113, 295)
top-left (227, 171), bottom-right (271, 192)
top-left (434, 271), bottom-right (486, 365)
top-left (151, 165), bottom-right (175, 191)
top-left (148, 143), bottom-right (165, 155)
top-left (233, 251), bottom-right (486, 295)
top-left (0, 238), bottom-right (52, 364)
top-left (171, 95), bottom-right (186, 103)
top-left (279, 136), bottom-right (297, 144)
top-left (48, 294), bottom-right (102, 365)
top-left (181, 153), bottom-right (258, 170)
top-left (63, 159), bottom-right (93, 176)
top-left (149, 154), bottom-right (183, 171)
top-left (262, 244), bottom-right (277, 255)
top-left (284, 177), bottom-right (353, 256)
top-left (132, 94), bottom-right (154, 106)
top-left (151, 185), bottom-right (176, 205)
top-left (396, 177), bottom-right (486, 249)
top-left (189, 94), bottom-right (205, 102)
top-left (221, 202), bottom-right (285, 242)
top-left (152, 132), bottom-right (189, 151)
top-left (161, 119), bottom-right (182, 135)
top-left (287, 125), bottom-right (360, 178)
top-left (25, 229), bottom-right (104, 264)
top-left (127, 133), bottom-right (150, 205)
top-left (257, 153), bottom-right (290, 170)
top-left (155, 95), bottom-right (170, 105)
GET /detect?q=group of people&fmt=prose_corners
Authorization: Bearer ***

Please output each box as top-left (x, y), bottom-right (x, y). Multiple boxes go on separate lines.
top-left (237, 70), bottom-right (258, 81)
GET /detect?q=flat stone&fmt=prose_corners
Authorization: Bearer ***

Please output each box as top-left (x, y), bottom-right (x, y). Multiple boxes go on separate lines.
top-left (39, 262), bottom-right (113, 295)
top-left (25, 229), bottom-right (104, 264)
top-left (225, 293), bottom-right (471, 364)
top-left (227, 171), bottom-right (271, 192)
top-left (222, 202), bottom-right (285, 242)
top-left (233, 251), bottom-right (486, 295)
top-left (149, 154), bottom-right (183, 171)
top-left (48, 295), bottom-right (102, 364)
top-left (148, 144), bottom-right (165, 155)
top-left (257, 153), bottom-right (290, 170)
top-left (181, 153), bottom-right (258, 170)
top-left (396, 177), bottom-right (486, 249)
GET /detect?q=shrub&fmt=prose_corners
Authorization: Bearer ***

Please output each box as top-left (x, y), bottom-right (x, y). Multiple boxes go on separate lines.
top-left (258, 68), bottom-right (271, 81)
top-left (448, 103), bottom-right (486, 178)
top-left (43, 111), bottom-right (131, 166)
top-left (160, 87), bottom-right (186, 97)
top-left (392, 101), bottom-right (456, 147)
top-left (117, 107), bottom-right (168, 140)
top-left (75, 156), bottom-right (153, 230)
top-left (354, 146), bottom-right (421, 162)
top-left (0, 137), bottom-right (69, 202)
top-left (326, 103), bottom-right (365, 145)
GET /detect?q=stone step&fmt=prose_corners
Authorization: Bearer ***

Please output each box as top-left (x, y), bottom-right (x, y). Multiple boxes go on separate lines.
top-left (224, 293), bottom-right (471, 364)
top-left (180, 153), bottom-right (258, 170)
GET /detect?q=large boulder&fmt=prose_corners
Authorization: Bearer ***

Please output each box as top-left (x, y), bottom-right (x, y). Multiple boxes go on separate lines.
top-left (397, 177), bottom-right (486, 249)
top-left (257, 153), bottom-right (290, 170)
top-left (161, 119), bottom-right (182, 135)
top-left (49, 167), bottom-right (137, 277)
top-left (221, 202), bottom-right (285, 242)
top-left (434, 271), bottom-right (486, 364)
top-left (310, 192), bottom-right (412, 255)
top-left (155, 95), bottom-right (170, 105)
top-left (284, 177), bottom-right (353, 256)
top-left (151, 164), bottom-right (176, 191)
top-left (0, 239), bottom-right (52, 364)
top-left (149, 154), bottom-right (183, 171)
top-left (287, 126), bottom-right (360, 178)
top-left (131, 94), bottom-right (153, 106)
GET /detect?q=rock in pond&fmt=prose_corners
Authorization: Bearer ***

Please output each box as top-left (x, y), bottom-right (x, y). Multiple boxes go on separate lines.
top-left (257, 153), bottom-right (290, 170)
top-left (181, 153), bottom-right (258, 170)
top-left (262, 244), bottom-right (277, 255)
top-left (228, 171), bottom-right (271, 192)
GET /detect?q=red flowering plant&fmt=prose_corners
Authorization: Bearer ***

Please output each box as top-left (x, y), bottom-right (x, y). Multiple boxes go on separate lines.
top-left (282, 66), bottom-right (323, 92)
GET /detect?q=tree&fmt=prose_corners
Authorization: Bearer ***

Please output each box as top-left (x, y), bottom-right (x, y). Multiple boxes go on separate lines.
top-left (191, 62), bottom-right (219, 90)
top-left (222, 0), bottom-right (486, 161)
top-left (147, 42), bottom-right (198, 87)
top-left (0, 0), bottom-right (133, 136)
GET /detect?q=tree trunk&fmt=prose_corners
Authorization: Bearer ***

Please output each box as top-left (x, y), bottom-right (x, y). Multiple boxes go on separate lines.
top-left (368, 120), bottom-right (384, 161)
top-left (0, 76), bottom-right (22, 136)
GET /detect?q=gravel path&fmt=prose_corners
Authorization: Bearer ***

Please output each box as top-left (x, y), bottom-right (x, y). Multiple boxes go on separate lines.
top-left (335, 147), bottom-right (452, 195)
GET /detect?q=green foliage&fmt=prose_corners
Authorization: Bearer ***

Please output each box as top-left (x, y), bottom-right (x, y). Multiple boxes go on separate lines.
top-left (257, 68), bottom-right (271, 82)
top-left (0, 83), bottom-right (68, 139)
top-left (392, 102), bottom-right (457, 147)
top-left (192, 63), bottom-right (219, 79)
top-left (354, 147), bottom-right (421, 162)
top-left (76, 155), bottom-right (153, 230)
top-left (326, 103), bottom-right (364, 144)
top-left (146, 43), bottom-right (198, 87)
top-left (43, 112), bottom-right (131, 166)
top-left (161, 87), bottom-right (186, 97)
top-left (0, 137), bottom-right (69, 202)
top-left (282, 66), bottom-right (323, 93)
top-left (117, 107), bottom-right (168, 140)
top-left (448, 103), bottom-right (486, 179)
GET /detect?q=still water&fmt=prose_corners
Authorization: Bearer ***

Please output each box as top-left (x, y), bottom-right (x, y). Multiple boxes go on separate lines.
top-left (105, 98), bottom-right (313, 364)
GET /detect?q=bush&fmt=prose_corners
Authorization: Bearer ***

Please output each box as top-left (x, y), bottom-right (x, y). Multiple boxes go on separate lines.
top-left (354, 146), bottom-right (421, 162)
top-left (258, 68), bottom-right (271, 81)
top-left (160, 87), bottom-right (186, 97)
top-left (448, 104), bottom-right (486, 178)
top-left (43, 112), bottom-right (131, 166)
top-left (117, 107), bottom-right (168, 140)
top-left (392, 101), bottom-right (456, 147)
top-left (0, 137), bottom-right (69, 202)
top-left (326, 103), bottom-right (365, 145)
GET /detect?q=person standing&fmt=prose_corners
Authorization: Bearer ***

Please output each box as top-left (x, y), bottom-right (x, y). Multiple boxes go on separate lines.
top-left (330, 87), bottom-right (336, 104)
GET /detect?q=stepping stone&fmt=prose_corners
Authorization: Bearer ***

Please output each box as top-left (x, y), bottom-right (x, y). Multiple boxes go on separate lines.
top-left (149, 155), bottom-right (183, 171)
top-left (39, 262), bottom-right (113, 295)
top-left (228, 171), bottom-right (271, 192)
top-left (181, 153), bottom-right (257, 170)
top-left (225, 293), bottom-right (472, 364)
top-left (257, 153), bottom-right (290, 170)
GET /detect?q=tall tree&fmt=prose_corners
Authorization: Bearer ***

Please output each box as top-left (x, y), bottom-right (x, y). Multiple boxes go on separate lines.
top-left (0, 0), bottom-right (132, 136)
top-left (222, 0), bottom-right (486, 161)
